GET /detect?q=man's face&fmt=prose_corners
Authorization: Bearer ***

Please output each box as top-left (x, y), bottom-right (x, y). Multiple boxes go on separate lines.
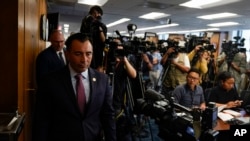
top-left (91, 10), bottom-right (102, 20)
top-left (50, 32), bottom-right (65, 51)
top-left (66, 40), bottom-right (93, 73)
top-left (186, 72), bottom-right (200, 88)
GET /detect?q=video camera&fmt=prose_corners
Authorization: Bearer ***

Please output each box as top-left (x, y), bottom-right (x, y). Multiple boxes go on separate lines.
top-left (186, 35), bottom-right (216, 53)
top-left (134, 89), bottom-right (219, 141)
top-left (106, 30), bottom-right (161, 62)
top-left (158, 39), bottom-right (187, 55)
top-left (221, 36), bottom-right (245, 63)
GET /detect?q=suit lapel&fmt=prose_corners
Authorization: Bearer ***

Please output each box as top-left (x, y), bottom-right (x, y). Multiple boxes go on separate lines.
top-left (86, 69), bottom-right (97, 110)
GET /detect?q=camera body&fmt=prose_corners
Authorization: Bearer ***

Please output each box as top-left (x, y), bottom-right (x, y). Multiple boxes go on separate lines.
top-left (221, 36), bottom-right (245, 63)
top-left (134, 89), bottom-right (218, 141)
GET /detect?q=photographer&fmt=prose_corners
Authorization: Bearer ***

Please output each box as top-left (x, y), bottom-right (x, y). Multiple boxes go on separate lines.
top-left (80, 5), bottom-right (107, 72)
top-left (217, 49), bottom-right (246, 94)
top-left (141, 52), bottom-right (153, 89)
top-left (188, 45), bottom-right (209, 85)
top-left (112, 44), bottom-right (138, 141)
top-left (160, 40), bottom-right (191, 98)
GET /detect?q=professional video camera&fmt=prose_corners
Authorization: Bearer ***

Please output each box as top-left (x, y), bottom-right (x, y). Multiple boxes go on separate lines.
top-left (158, 39), bottom-right (187, 55)
top-left (221, 36), bottom-right (245, 63)
top-left (186, 35), bottom-right (216, 52)
top-left (134, 89), bottom-right (219, 141)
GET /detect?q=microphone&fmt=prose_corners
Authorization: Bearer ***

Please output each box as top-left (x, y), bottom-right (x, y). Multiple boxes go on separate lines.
top-left (115, 30), bottom-right (121, 37)
top-left (144, 89), bottom-right (165, 101)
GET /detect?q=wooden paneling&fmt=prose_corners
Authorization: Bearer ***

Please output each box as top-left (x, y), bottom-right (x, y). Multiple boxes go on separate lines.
top-left (0, 0), bottom-right (46, 141)
top-left (210, 32), bottom-right (228, 57)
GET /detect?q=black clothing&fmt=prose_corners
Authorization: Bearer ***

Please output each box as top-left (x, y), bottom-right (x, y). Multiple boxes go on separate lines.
top-left (112, 56), bottom-right (136, 141)
top-left (36, 46), bottom-right (66, 86)
top-left (208, 86), bottom-right (240, 104)
top-left (80, 15), bottom-right (107, 69)
top-left (113, 61), bottom-right (129, 116)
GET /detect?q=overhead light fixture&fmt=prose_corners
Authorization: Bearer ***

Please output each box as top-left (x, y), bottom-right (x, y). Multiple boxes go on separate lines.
top-left (139, 12), bottom-right (170, 20)
top-left (136, 23), bottom-right (179, 31)
top-left (157, 28), bottom-right (220, 34)
top-left (64, 24), bottom-right (69, 28)
top-left (208, 22), bottom-right (239, 27)
top-left (180, 0), bottom-right (240, 9)
top-left (77, 0), bottom-right (108, 6)
top-left (197, 12), bottom-right (238, 20)
top-left (106, 18), bottom-right (131, 27)
top-left (180, 0), bottom-right (221, 9)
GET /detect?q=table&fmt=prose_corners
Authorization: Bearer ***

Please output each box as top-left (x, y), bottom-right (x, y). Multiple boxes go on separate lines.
top-left (0, 113), bottom-right (25, 141)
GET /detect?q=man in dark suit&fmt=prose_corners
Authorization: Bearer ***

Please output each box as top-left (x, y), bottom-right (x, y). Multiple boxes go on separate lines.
top-left (33, 33), bottom-right (116, 141)
top-left (36, 30), bottom-right (66, 86)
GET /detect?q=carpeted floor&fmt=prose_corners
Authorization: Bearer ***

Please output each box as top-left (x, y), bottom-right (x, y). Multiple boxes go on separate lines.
top-left (133, 117), bottom-right (164, 141)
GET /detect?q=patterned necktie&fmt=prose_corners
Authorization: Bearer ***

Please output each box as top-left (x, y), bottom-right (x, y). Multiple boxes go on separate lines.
top-left (58, 52), bottom-right (65, 65)
top-left (75, 74), bottom-right (86, 115)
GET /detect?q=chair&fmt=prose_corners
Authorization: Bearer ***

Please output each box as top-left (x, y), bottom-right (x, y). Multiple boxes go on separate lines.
top-left (240, 90), bottom-right (250, 108)
top-left (204, 88), bottom-right (213, 105)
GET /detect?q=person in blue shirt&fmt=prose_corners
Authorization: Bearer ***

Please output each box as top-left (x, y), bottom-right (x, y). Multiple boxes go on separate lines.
top-left (172, 68), bottom-right (206, 110)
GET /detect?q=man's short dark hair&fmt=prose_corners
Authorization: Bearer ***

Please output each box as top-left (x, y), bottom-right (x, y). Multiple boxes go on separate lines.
top-left (65, 33), bottom-right (91, 51)
top-left (89, 5), bottom-right (103, 16)
top-left (217, 71), bottom-right (234, 82)
top-left (188, 68), bottom-right (201, 77)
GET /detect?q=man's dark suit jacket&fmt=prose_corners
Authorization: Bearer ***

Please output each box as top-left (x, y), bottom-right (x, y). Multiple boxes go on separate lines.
top-left (36, 46), bottom-right (65, 86)
top-left (33, 66), bottom-right (116, 141)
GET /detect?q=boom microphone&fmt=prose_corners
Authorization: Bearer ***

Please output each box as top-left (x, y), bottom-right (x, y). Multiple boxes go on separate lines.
top-left (144, 89), bottom-right (165, 101)
top-left (115, 30), bottom-right (121, 37)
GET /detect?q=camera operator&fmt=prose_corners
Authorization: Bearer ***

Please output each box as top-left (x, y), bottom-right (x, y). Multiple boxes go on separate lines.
top-left (141, 52), bottom-right (153, 89)
top-left (188, 45), bottom-right (209, 85)
top-left (112, 44), bottom-right (138, 141)
top-left (80, 5), bottom-right (107, 72)
top-left (216, 49), bottom-right (246, 94)
top-left (160, 40), bottom-right (191, 98)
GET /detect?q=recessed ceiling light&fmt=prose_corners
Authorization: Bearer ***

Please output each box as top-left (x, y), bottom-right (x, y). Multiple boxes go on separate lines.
top-left (64, 24), bottom-right (69, 28)
top-left (106, 18), bottom-right (131, 27)
top-left (139, 12), bottom-right (170, 20)
top-left (208, 22), bottom-right (239, 27)
top-left (180, 0), bottom-right (240, 9)
top-left (78, 0), bottom-right (108, 6)
top-left (197, 12), bottom-right (238, 20)
top-left (136, 23), bottom-right (179, 31)
top-left (180, 0), bottom-right (221, 9)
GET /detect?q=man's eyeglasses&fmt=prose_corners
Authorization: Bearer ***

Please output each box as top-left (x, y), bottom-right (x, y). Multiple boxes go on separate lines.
top-left (187, 75), bottom-right (199, 81)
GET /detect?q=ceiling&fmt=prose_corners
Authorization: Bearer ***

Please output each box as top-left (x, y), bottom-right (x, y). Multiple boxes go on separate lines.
top-left (47, 0), bottom-right (250, 37)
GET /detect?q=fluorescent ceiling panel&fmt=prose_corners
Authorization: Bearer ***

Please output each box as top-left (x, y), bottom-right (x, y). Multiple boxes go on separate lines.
top-left (78, 0), bottom-right (108, 6)
top-left (136, 23), bottom-right (179, 31)
top-left (64, 24), bottom-right (69, 28)
top-left (197, 12), bottom-right (238, 20)
top-left (180, 0), bottom-right (221, 8)
top-left (180, 0), bottom-right (241, 9)
top-left (157, 28), bottom-right (220, 34)
top-left (208, 22), bottom-right (239, 27)
top-left (106, 18), bottom-right (131, 28)
top-left (139, 12), bottom-right (170, 20)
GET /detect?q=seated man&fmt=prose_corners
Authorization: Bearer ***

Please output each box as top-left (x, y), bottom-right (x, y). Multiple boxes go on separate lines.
top-left (208, 71), bottom-right (242, 109)
top-left (172, 68), bottom-right (206, 110)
